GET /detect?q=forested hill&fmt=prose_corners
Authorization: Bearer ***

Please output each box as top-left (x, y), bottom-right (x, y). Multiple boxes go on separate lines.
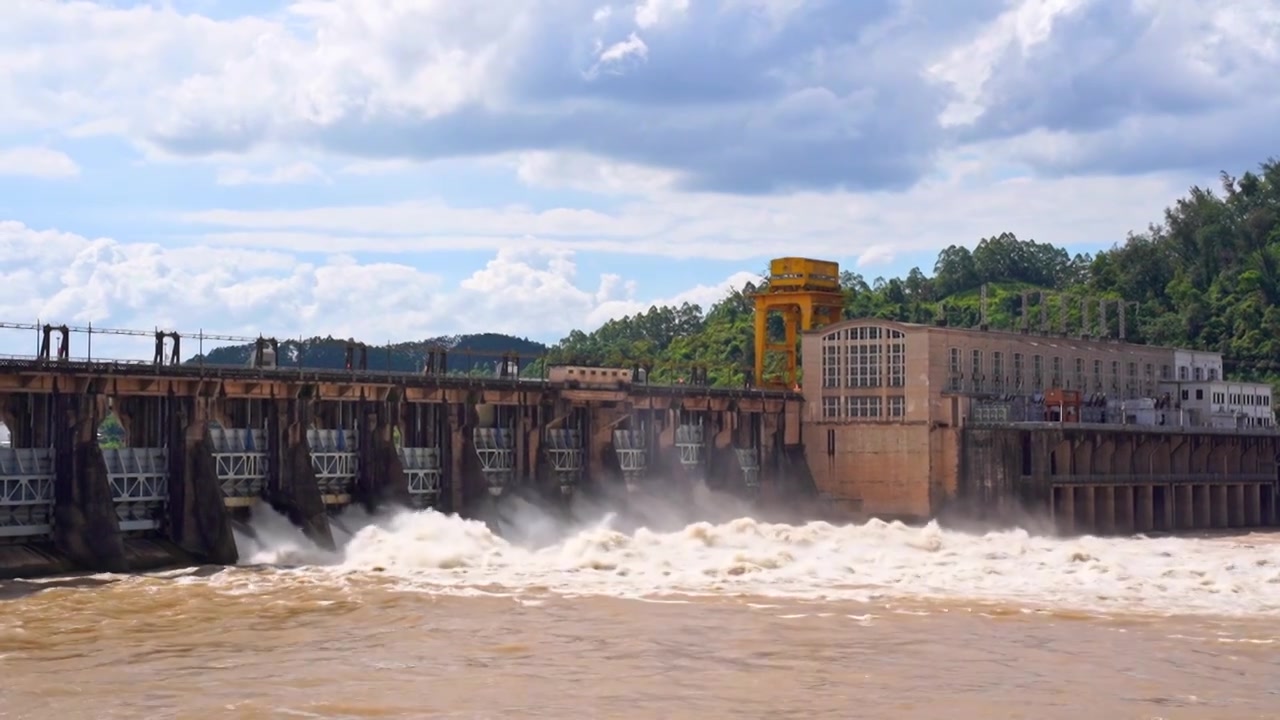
top-left (542, 157), bottom-right (1280, 388)
top-left (192, 333), bottom-right (548, 375)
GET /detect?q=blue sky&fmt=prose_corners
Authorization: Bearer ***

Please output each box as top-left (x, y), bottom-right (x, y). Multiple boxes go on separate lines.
top-left (1, 0), bottom-right (1278, 359)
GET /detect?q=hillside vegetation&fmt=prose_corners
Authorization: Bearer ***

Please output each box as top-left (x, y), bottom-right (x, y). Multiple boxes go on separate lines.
top-left (183, 158), bottom-right (1280, 391)
top-left (544, 157), bottom-right (1280, 388)
top-left (193, 333), bottom-right (548, 376)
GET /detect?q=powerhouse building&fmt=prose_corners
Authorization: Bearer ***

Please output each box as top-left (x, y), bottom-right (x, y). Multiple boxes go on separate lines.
top-left (799, 319), bottom-right (1276, 520)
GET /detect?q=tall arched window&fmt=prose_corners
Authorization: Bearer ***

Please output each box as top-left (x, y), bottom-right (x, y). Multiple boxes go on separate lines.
top-left (819, 325), bottom-right (908, 392)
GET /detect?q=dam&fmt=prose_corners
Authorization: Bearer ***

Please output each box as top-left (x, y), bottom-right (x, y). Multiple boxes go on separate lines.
top-left (2, 258), bottom-right (1278, 579)
top-left (0, 323), bottom-right (804, 578)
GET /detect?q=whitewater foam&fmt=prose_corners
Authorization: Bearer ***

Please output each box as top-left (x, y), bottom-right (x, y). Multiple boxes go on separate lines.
top-left (222, 501), bottom-right (1280, 618)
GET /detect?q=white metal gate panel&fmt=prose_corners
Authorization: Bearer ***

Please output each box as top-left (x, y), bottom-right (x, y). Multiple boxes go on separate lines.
top-left (103, 447), bottom-right (168, 532)
top-left (0, 448), bottom-right (54, 539)
top-left (210, 428), bottom-right (269, 507)
top-left (308, 429), bottom-right (358, 504)
top-left (399, 446), bottom-right (442, 508)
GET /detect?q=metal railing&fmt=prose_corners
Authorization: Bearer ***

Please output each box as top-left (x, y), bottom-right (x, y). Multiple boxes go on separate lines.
top-left (971, 419), bottom-right (1280, 436)
top-left (0, 320), bottom-right (799, 398)
top-left (1047, 473), bottom-right (1275, 485)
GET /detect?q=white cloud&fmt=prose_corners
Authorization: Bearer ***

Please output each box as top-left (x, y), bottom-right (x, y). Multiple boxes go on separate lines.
top-left (634, 0), bottom-right (690, 29)
top-left (0, 0), bottom-right (1269, 191)
top-left (215, 161), bottom-right (329, 186)
top-left (513, 150), bottom-right (678, 195)
top-left (179, 149), bottom-right (1203, 263)
top-left (586, 32), bottom-right (650, 78)
top-left (0, 0), bottom-right (1274, 362)
top-left (928, 0), bottom-right (1090, 127)
top-left (0, 220), bottom-right (752, 360)
top-left (0, 147), bottom-right (80, 179)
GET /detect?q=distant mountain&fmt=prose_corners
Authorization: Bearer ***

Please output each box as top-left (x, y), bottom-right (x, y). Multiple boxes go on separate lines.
top-left (188, 333), bottom-right (548, 375)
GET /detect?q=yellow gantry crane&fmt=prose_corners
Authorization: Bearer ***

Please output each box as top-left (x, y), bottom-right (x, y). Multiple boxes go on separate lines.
top-left (752, 257), bottom-right (845, 389)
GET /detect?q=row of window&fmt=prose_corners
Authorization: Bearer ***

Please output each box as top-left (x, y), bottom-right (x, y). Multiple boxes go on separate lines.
top-left (947, 348), bottom-right (1176, 397)
top-left (1205, 390), bottom-right (1271, 407)
top-left (820, 395), bottom-right (906, 419)
top-left (820, 327), bottom-right (907, 389)
top-left (1179, 365), bottom-right (1220, 381)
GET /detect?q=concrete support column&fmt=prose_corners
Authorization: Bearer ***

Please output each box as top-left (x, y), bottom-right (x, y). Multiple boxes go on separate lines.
top-left (1135, 485), bottom-right (1154, 533)
top-left (1112, 486), bottom-right (1134, 534)
top-left (1228, 485), bottom-right (1246, 527)
top-left (448, 403), bottom-right (468, 514)
top-left (1172, 481), bottom-right (1192, 527)
top-left (1096, 486), bottom-right (1116, 535)
top-left (168, 395), bottom-right (237, 564)
top-left (1210, 484), bottom-right (1229, 528)
top-left (266, 394), bottom-right (334, 550)
top-left (1193, 485), bottom-right (1211, 529)
top-left (522, 403), bottom-right (541, 490)
top-left (1073, 485), bottom-right (1095, 535)
top-left (1245, 484), bottom-right (1262, 527)
top-left (1263, 484), bottom-right (1278, 527)
top-left (50, 389), bottom-right (127, 572)
top-left (355, 390), bottom-right (408, 511)
top-left (1159, 485), bottom-right (1175, 532)
top-left (1174, 485), bottom-right (1194, 530)
top-left (1055, 486), bottom-right (1075, 535)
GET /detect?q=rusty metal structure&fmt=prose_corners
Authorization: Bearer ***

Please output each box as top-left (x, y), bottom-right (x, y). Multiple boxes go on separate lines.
top-left (751, 258), bottom-right (845, 389)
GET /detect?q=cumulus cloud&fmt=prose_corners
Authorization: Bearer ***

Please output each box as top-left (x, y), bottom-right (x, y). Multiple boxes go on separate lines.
top-left (0, 220), bottom-right (751, 360)
top-left (0, 147), bottom-right (80, 179)
top-left (0, 0), bottom-right (966, 193)
top-left (178, 150), bottom-right (1201, 263)
top-left (933, 0), bottom-right (1280, 174)
top-left (215, 162), bottom-right (329, 186)
top-left (0, 0), bottom-right (1275, 359)
top-left (1, 0), bottom-right (1272, 189)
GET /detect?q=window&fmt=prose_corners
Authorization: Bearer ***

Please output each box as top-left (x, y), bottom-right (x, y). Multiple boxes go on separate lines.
top-left (992, 352), bottom-right (1005, 392)
top-left (1093, 359), bottom-right (1103, 391)
top-left (1193, 366), bottom-right (1203, 381)
top-left (821, 325), bottom-right (905, 392)
top-left (887, 340), bottom-right (905, 387)
top-left (1209, 367), bottom-right (1219, 381)
top-left (1111, 360), bottom-right (1120, 393)
top-left (1195, 389), bottom-right (1204, 400)
top-left (1179, 365), bottom-right (1189, 381)
top-left (1144, 363), bottom-right (1154, 394)
top-left (948, 347), bottom-right (962, 392)
top-left (1051, 356), bottom-right (1063, 389)
top-left (822, 397), bottom-right (839, 419)
top-left (1032, 354), bottom-right (1044, 391)
top-left (822, 342), bottom-right (840, 388)
top-left (888, 396), bottom-right (905, 418)
top-left (1013, 353), bottom-right (1024, 390)
top-left (1126, 362), bottom-right (1138, 398)
top-left (849, 342), bottom-right (881, 388)
top-left (1161, 364), bottom-right (1172, 380)
top-left (847, 396), bottom-right (881, 418)
top-left (1074, 357), bottom-right (1085, 392)
top-left (971, 349), bottom-right (984, 393)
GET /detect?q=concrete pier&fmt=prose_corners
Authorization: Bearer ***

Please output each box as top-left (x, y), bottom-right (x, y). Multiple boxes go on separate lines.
top-left (0, 359), bottom-right (798, 579)
top-left (960, 426), bottom-right (1280, 535)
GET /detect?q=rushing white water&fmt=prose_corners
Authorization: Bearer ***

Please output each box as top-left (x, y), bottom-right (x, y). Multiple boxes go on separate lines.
top-left (224, 498), bottom-right (1280, 618)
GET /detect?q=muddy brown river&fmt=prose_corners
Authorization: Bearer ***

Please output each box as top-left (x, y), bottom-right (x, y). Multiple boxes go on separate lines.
top-left (2, 495), bottom-right (1278, 719)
